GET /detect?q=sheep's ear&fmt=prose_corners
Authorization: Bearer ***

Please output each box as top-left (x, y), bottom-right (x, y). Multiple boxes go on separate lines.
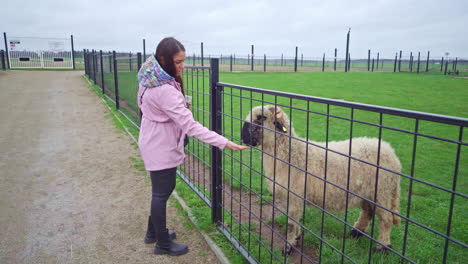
top-left (268, 106), bottom-right (284, 122)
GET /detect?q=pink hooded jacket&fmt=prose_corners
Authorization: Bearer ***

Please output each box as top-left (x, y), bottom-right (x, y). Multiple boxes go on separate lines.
top-left (137, 55), bottom-right (228, 171)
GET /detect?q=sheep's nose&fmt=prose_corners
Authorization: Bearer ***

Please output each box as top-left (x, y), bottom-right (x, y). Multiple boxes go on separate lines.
top-left (241, 122), bottom-right (256, 146)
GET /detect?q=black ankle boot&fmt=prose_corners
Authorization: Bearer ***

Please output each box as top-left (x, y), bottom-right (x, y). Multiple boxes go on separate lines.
top-left (154, 229), bottom-right (189, 256)
top-left (144, 216), bottom-right (176, 244)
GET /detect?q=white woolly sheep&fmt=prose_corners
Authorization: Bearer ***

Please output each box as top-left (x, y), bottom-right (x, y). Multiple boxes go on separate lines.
top-left (241, 105), bottom-right (401, 255)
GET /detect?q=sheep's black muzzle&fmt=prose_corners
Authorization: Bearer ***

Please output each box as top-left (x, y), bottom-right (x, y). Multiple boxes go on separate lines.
top-left (241, 122), bottom-right (257, 146)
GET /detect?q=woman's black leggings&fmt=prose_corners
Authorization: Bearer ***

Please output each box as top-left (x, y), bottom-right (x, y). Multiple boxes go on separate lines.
top-left (150, 167), bottom-right (177, 233)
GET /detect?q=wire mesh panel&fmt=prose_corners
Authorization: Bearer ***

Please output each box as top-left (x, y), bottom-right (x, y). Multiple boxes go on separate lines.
top-left (115, 55), bottom-right (140, 125)
top-left (178, 66), bottom-right (214, 205)
top-left (215, 82), bottom-right (467, 264)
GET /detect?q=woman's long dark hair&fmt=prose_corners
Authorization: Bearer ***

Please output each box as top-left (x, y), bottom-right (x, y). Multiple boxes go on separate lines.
top-left (155, 37), bottom-right (185, 95)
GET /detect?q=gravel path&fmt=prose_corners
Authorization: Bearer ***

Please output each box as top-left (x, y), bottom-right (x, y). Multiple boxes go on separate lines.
top-left (0, 70), bottom-right (220, 264)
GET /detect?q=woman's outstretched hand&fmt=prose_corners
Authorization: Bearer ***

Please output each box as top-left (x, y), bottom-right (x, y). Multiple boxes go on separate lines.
top-left (225, 141), bottom-right (250, 151)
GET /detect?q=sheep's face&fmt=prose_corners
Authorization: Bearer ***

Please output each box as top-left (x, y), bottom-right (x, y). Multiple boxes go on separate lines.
top-left (241, 105), bottom-right (289, 147)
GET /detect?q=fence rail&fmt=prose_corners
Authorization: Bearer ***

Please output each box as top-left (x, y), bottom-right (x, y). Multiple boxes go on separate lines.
top-left (84, 53), bottom-right (468, 264)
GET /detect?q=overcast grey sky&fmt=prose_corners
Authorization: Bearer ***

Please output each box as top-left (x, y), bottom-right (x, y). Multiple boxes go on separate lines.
top-left (3, 0), bottom-right (468, 59)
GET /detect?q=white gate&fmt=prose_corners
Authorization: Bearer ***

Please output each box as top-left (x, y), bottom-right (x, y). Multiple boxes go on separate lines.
top-left (7, 36), bottom-right (74, 69)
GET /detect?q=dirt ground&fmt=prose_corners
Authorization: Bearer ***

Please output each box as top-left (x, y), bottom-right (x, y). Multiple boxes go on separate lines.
top-left (0, 70), bottom-right (220, 264)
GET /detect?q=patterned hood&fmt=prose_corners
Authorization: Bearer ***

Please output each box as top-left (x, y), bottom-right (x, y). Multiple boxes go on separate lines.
top-left (137, 55), bottom-right (175, 88)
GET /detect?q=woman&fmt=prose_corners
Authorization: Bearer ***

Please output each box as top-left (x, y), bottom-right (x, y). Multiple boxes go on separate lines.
top-left (137, 37), bottom-right (249, 256)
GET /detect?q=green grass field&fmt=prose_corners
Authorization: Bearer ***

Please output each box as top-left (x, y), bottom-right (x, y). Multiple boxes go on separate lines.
top-left (113, 71), bottom-right (467, 263)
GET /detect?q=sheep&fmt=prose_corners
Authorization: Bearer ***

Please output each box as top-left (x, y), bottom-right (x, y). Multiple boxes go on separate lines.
top-left (241, 105), bottom-right (401, 255)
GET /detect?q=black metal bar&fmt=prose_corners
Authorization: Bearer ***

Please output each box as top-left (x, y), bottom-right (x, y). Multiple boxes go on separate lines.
top-left (376, 52), bottom-right (380, 70)
top-left (129, 52), bottom-right (132, 71)
top-left (83, 49), bottom-right (87, 75)
top-left (70, 35), bottom-right (75, 70)
top-left (372, 58), bottom-right (375, 72)
top-left (394, 52), bottom-right (398, 72)
top-left (345, 29), bottom-right (350, 72)
top-left (454, 57), bottom-right (458, 71)
top-left (417, 52), bottom-right (421, 73)
top-left (368, 49), bottom-right (371, 71)
top-left (113, 51), bottom-right (120, 110)
top-left (108, 51), bottom-right (112, 72)
top-left (3, 32), bottom-right (10, 69)
top-left (143, 38), bottom-right (146, 60)
top-left (92, 49), bottom-right (97, 84)
top-left (334, 48), bottom-right (337, 71)
top-left (441, 57), bottom-right (444, 72)
top-left (442, 126), bottom-right (463, 263)
top-left (426, 51), bottom-right (430, 72)
top-left (294, 46), bottom-right (298, 72)
top-left (230, 54), bottom-right (233, 72)
top-left (218, 82), bottom-right (468, 126)
top-left (1, 50), bottom-right (5, 71)
top-left (201, 42), bottom-right (204, 66)
top-left (210, 58), bottom-right (222, 224)
top-left (99, 50), bottom-right (104, 94)
top-left (263, 54), bottom-right (266, 72)
top-left (322, 53), bottom-right (325, 72)
top-left (410, 52), bottom-right (413, 72)
top-left (137, 52), bottom-right (142, 70)
top-left (348, 53), bottom-right (351, 71)
top-left (251, 44), bottom-right (254, 71)
top-left (398, 50), bottom-right (402, 72)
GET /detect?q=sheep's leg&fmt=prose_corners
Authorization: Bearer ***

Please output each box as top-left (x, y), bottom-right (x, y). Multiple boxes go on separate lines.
top-left (375, 207), bottom-right (393, 252)
top-left (350, 200), bottom-right (372, 238)
top-left (282, 203), bottom-right (303, 256)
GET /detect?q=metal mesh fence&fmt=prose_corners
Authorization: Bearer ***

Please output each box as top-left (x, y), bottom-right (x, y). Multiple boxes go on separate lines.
top-left (84, 56), bottom-right (467, 264)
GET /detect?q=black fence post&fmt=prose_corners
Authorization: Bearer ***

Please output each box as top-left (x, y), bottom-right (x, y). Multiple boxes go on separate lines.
top-left (426, 51), bottom-right (430, 72)
top-left (70, 35), bottom-right (76, 70)
top-left (410, 52), bottom-right (413, 72)
top-left (444, 61), bottom-right (448, 75)
top-left (113, 51), bottom-right (120, 110)
top-left (137, 52), bottom-right (142, 119)
top-left (441, 57), bottom-right (444, 72)
top-left (92, 50), bottom-right (97, 84)
top-left (129, 52), bottom-right (132, 71)
top-left (348, 53), bottom-right (351, 71)
top-left (3, 32), bottom-right (10, 69)
top-left (83, 49), bottom-right (87, 75)
top-left (1, 50), bottom-right (5, 71)
top-left (453, 57), bottom-right (458, 71)
top-left (143, 38), bottom-right (146, 60)
top-left (417, 52), bottom-right (421, 73)
top-left (251, 45), bottom-right (254, 71)
top-left (264, 54), bottom-right (266, 72)
top-left (376, 52), bottom-right (380, 70)
top-left (108, 51), bottom-right (112, 72)
top-left (345, 29), bottom-right (350, 72)
top-left (334, 48), bottom-right (337, 71)
top-left (137, 52), bottom-right (142, 71)
top-left (322, 53), bottom-right (325, 72)
top-left (210, 58), bottom-right (222, 224)
top-left (367, 49), bottom-right (371, 71)
top-left (230, 55), bottom-right (233, 72)
top-left (372, 58), bottom-right (375, 72)
top-left (201, 42), bottom-right (204, 66)
top-left (398, 50), bottom-right (402, 72)
top-left (100, 50), bottom-right (105, 93)
top-left (294, 46), bottom-right (298, 72)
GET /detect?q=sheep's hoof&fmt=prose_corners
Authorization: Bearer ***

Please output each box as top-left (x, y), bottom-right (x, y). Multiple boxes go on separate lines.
top-left (350, 228), bottom-right (365, 238)
top-left (282, 244), bottom-right (293, 256)
top-left (374, 245), bottom-right (392, 254)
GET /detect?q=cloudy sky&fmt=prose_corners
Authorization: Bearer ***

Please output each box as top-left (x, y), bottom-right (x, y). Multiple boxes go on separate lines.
top-left (3, 0), bottom-right (468, 59)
